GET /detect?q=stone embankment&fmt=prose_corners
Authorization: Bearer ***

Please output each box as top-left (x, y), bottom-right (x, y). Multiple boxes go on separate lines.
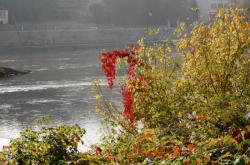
top-left (0, 27), bottom-right (175, 48)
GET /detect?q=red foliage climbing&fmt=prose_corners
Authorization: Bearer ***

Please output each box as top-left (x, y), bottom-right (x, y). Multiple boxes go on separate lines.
top-left (100, 52), bottom-right (118, 89)
top-left (100, 47), bottom-right (140, 89)
top-left (122, 88), bottom-right (136, 128)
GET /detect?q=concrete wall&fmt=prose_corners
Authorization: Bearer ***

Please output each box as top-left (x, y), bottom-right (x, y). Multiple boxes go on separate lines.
top-left (0, 28), bottom-right (175, 48)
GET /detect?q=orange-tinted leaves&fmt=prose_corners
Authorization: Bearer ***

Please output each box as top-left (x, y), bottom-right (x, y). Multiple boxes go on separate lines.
top-left (187, 144), bottom-right (195, 154)
top-left (173, 147), bottom-right (181, 157)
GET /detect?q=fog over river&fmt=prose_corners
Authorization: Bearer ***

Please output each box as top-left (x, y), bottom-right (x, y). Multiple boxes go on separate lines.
top-left (0, 47), bottom-right (122, 150)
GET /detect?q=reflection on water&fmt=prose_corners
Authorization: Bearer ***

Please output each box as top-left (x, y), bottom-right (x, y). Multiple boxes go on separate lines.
top-left (0, 48), bottom-right (121, 150)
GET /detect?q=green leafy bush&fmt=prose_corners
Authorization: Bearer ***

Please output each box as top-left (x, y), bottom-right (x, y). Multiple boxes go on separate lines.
top-left (1, 125), bottom-right (85, 165)
top-left (94, 8), bottom-right (250, 164)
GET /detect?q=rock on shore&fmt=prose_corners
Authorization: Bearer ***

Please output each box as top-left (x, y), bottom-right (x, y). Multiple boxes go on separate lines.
top-left (0, 67), bottom-right (31, 78)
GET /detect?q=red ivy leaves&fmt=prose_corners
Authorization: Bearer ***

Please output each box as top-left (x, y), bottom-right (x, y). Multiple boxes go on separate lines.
top-left (187, 144), bottom-right (195, 153)
top-left (100, 47), bottom-right (139, 89)
top-left (100, 47), bottom-right (140, 128)
top-left (172, 144), bottom-right (195, 158)
top-left (122, 88), bottom-right (136, 128)
top-left (100, 52), bottom-right (118, 89)
top-left (91, 144), bottom-right (102, 155)
top-left (173, 147), bottom-right (181, 157)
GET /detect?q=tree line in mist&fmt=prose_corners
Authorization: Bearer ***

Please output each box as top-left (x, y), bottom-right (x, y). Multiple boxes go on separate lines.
top-left (0, 0), bottom-right (58, 22)
top-left (0, 0), bottom-right (249, 26)
top-left (89, 0), bottom-right (197, 26)
top-left (0, 0), bottom-right (196, 26)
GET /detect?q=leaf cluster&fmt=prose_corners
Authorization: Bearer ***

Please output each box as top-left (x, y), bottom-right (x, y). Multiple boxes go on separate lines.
top-left (93, 8), bottom-right (250, 164)
top-left (1, 125), bottom-right (85, 165)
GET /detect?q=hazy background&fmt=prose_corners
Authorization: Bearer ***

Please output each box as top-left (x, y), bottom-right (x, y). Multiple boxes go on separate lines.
top-left (0, 0), bottom-right (197, 26)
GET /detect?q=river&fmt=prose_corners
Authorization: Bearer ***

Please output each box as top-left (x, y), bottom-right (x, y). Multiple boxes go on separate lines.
top-left (0, 47), bottom-right (122, 150)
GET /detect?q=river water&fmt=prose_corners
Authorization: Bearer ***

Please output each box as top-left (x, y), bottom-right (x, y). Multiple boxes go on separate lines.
top-left (0, 47), bottom-right (121, 150)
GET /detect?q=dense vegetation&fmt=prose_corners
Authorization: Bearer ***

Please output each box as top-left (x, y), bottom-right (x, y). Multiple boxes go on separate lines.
top-left (0, 8), bottom-right (250, 164)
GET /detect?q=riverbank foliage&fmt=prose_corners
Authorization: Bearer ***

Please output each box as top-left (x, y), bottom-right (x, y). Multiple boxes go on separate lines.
top-left (0, 125), bottom-right (85, 164)
top-left (1, 8), bottom-right (250, 164)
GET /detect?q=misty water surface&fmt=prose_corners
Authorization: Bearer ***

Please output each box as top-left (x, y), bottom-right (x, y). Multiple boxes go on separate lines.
top-left (0, 48), bottom-right (122, 150)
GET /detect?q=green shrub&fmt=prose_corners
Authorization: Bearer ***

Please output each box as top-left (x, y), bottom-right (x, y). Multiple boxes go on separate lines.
top-left (94, 8), bottom-right (250, 164)
top-left (1, 125), bottom-right (85, 165)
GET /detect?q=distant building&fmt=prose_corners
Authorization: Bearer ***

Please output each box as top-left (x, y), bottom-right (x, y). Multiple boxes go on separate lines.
top-left (196, 0), bottom-right (230, 21)
top-left (54, 0), bottom-right (90, 21)
top-left (0, 9), bottom-right (8, 24)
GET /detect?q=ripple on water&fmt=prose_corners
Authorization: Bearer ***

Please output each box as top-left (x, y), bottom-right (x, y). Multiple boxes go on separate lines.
top-left (26, 99), bottom-right (64, 105)
top-left (0, 104), bottom-right (13, 110)
top-left (35, 68), bottom-right (48, 72)
top-left (57, 64), bottom-right (99, 70)
top-left (0, 81), bottom-right (104, 94)
top-left (57, 58), bottom-right (71, 61)
top-left (0, 60), bottom-right (18, 63)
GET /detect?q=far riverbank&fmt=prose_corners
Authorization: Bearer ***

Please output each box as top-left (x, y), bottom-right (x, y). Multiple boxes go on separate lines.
top-left (0, 27), bottom-right (175, 49)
